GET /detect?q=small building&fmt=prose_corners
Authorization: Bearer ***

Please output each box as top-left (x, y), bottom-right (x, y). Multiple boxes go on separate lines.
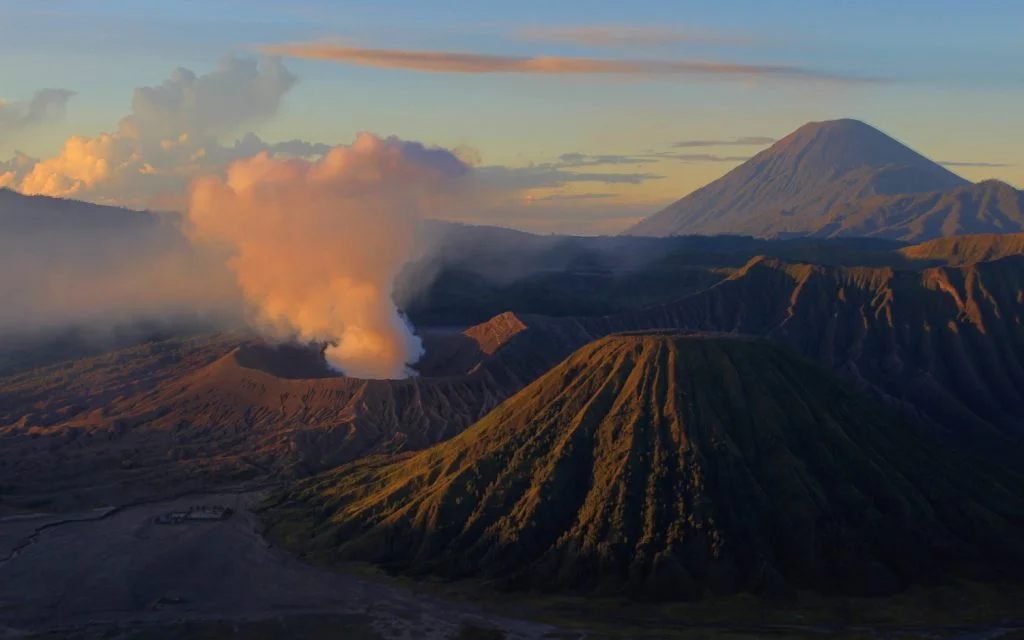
top-left (153, 505), bottom-right (233, 525)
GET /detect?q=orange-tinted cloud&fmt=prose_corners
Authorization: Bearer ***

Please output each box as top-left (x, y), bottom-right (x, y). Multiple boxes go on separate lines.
top-left (2, 57), bottom-right (302, 204)
top-left (517, 25), bottom-right (754, 47)
top-left (261, 44), bottom-right (880, 83)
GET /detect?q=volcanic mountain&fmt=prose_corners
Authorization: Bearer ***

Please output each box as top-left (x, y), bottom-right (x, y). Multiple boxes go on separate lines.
top-left (263, 333), bottom-right (1024, 599)
top-left (7, 246), bottom-right (1024, 513)
top-left (551, 255), bottom-right (1024, 450)
top-left (626, 119), bottom-right (1024, 241)
top-left (0, 313), bottom-right (573, 511)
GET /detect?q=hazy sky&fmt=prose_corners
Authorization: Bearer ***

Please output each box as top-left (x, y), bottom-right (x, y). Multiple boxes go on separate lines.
top-left (1, 0), bottom-right (1022, 233)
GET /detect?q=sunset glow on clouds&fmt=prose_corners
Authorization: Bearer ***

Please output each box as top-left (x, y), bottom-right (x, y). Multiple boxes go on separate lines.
top-left (2, 57), bottom-right (298, 205)
top-left (1, 0), bottom-right (1022, 233)
top-left (260, 44), bottom-right (880, 84)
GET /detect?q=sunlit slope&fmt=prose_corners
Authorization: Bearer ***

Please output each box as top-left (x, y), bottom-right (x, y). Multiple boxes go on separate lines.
top-left (899, 230), bottom-right (1024, 265)
top-left (264, 333), bottom-right (1024, 599)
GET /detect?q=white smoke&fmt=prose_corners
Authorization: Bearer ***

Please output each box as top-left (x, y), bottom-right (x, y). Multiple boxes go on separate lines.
top-left (186, 133), bottom-right (470, 379)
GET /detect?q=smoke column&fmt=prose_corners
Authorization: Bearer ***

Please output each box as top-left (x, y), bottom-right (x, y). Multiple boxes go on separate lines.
top-left (186, 133), bottom-right (468, 379)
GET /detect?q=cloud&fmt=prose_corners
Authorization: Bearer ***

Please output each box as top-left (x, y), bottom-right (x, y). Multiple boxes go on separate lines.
top-left (528, 192), bottom-right (617, 202)
top-left (261, 44), bottom-right (880, 84)
top-left (0, 152), bottom-right (37, 189)
top-left (652, 151), bottom-right (751, 162)
top-left (0, 88), bottom-right (75, 140)
top-left (554, 150), bottom-right (751, 167)
top-left (1, 57), bottom-right (313, 206)
top-left (121, 57), bottom-right (296, 142)
top-left (939, 160), bottom-right (1012, 168)
top-left (672, 136), bottom-right (775, 147)
top-left (477, 164), bottom-right (662, 189)
top-left (517, 25), bottom-right (754, 48)
top-left (471, 197), bottom-right (659, 235)
top-left (555, 152), bottom-right (653, 167)
top-left (187, 133), bottom-right (470, 379)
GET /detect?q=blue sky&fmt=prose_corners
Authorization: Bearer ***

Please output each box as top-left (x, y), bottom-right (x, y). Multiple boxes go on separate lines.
top-left (1, 0), bottom-right (1022, 232)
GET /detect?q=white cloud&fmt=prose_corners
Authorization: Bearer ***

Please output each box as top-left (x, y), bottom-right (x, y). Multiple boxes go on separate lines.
top-left (2, 57), bottom-right (310, 206)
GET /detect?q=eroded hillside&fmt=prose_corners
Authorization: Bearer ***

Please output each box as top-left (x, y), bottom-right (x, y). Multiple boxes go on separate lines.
top-left (264, 333), bottom-right (1024, 599)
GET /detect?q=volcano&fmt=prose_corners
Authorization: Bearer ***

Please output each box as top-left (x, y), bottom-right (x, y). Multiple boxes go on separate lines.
top-left (263, 333), bottom-right (1024, 600)
top-left (625, 119), bottom-right (1024, 241)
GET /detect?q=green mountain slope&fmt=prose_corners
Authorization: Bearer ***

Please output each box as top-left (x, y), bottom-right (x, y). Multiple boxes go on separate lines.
top-left (263, 333), bottom-right (1024, 600)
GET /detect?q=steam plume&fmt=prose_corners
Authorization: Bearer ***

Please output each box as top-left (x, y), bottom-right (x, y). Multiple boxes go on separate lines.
top-left (186, 133), bottom-right (469, 379)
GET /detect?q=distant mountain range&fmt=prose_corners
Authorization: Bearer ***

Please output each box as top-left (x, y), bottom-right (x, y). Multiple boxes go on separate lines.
top-left (627, 119), bottom-right (1023, 241)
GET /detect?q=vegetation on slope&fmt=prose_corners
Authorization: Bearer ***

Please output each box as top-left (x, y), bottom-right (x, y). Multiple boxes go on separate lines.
top-left (263, 333), bottom-right (1024, 600)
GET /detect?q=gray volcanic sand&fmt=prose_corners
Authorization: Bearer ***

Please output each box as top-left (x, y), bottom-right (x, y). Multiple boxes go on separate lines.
top-left (0, 493), bottom-right (558, 639)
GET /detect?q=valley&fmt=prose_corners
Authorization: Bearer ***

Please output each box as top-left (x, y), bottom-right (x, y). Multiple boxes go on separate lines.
top-left (0, 488), bottom-right (561, 639)
top-left (3, 485), bottom-right (1022, 640)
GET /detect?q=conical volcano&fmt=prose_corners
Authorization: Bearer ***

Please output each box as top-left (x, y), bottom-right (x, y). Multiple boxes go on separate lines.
top-left (627, 119), bottom-right (970, 238)
top-left (263, 333), bottom-right (1024, 600)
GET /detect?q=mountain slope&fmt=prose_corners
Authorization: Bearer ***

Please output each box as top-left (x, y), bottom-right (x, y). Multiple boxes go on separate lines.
top-left (815, 180), bottom-right (1024, 241)
top-left (264, 333), bottom-right (1024, 599)
top-left (627, 119), bottom-right (968, 238)
top-left (0, 312), bottom-right (576, 512)
top-left (899, 230), bottom-right (1024, 265)
top-left (555, 255), bottom-right (1024, 447)
top-left (0, 187), bottom-right (161, 232)
top-left (10, 252), bottom-right (1020, 514)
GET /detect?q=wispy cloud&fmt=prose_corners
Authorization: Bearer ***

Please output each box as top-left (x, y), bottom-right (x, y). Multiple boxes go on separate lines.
top-left (517, 25), bottom-right (754, 48)
top-left (0, 88), bottom-right (75, 141)
top-left (555, 153), bottom-right (653, 167)
top-left (528, 192), bottom-right (618, 202)
top-left (939, 160), bottom-right (1012, 168)
top-left (653, 152), bottom-right (751, 162)
top-left (478, 165), bottom-right (663, 188)
top-left (672, 136), bottom-right (775, 148)
top-left (554, 151), bottom-right (750, 167)
top-left (260, 43), bottom-right (882, 84)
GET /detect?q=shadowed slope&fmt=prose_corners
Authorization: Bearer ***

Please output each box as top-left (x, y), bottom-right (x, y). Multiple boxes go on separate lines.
top-left (263, 334), bottom-right (1024, 600)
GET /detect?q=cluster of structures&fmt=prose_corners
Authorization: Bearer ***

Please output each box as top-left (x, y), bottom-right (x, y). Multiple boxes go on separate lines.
top-left (153, 505), bottom-right (233, 525)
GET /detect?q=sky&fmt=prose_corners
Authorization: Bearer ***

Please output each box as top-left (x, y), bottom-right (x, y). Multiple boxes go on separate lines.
top-left (1, 0), bottom-right (1022, 234)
